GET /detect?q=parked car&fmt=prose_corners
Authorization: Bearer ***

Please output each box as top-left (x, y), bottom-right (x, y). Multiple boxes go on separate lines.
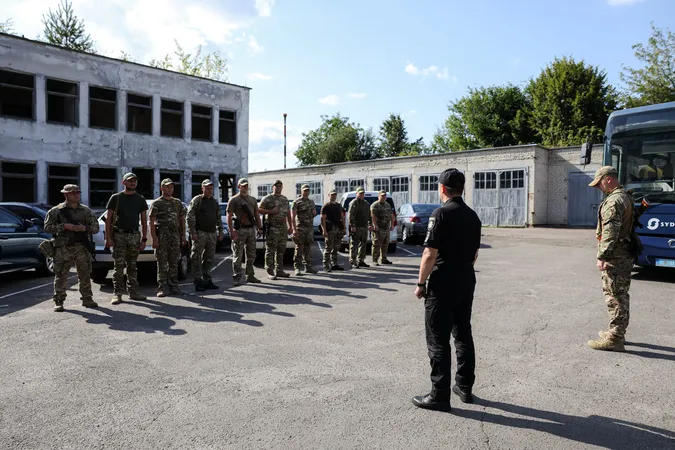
top-left (313, 204), bottom-right (323, 236)
top-left (90, 199), bottom-right (192, 282)
top-left (0, 202), bottom-right (51, 233)
top-left (217, 202), bottom-right (231, 251)
top-left (338, 191), bottom-right (397, 253)
top-left (396, 203), bottom-right (439, 244)
top-left (0, 206), bottom-right (53, 276)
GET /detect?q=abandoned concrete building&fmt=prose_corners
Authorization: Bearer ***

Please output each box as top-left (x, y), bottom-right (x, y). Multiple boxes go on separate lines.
top-left (0, 33), bottom-right (250, 210)
top-left (246, 144), bottom-right (606, 227)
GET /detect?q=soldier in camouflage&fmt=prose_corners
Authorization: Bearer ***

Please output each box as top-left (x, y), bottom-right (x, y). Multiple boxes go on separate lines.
top-left (292, 184), bottom-right (318, 275)
top-left (370, 190), bottom-right (394, 266)
top-left (348, 187), bottom-right (372, 268)
top-left (259, 180), bottom-right (293, 280)
top-left (587, 166), bottom-right (634, 352)
top-left (43, 184), bottom-right (100, 312)
top-left (150, 178), bottom-right (187, 297)
top-left (187, 179), bottom-right (224, 291)
top-left (320, 189), bottom-right (346, 272)
top-left (227, 178), bottom-right (262, 285)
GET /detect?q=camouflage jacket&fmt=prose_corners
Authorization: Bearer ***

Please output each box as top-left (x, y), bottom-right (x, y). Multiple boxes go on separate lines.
top-left (371, 201), bottom-right (393, 228)
top-left (44, 202), bottom-right (99, 240)
top-left (149, 197), bottom-right (186, 232)
top-left (596, 187), bottom-right (633, 260)
top-left (260, 194), bottom-right (290, 228)
top-left (292, 196), bottom-right (316, 227)
top-left (348, 198), bottom-right (371, 227)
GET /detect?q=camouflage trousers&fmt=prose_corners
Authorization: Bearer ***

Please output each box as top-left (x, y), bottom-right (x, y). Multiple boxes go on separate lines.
top-left (232, 227), bottom-right (256, 279)
top-left (156, 231), bottom-right (181, 289)
top-left (112, 232), bottom-right (141, 295)
top-left (265, 225), bottom-right (288, 274)
top-left (191, 230), bottom-right (217, 282)
top-left (372, 228), bottom-right (391, 263)
top-left (53, 243), bottom-right (93, 305)
top-left (323, 228), bottom-right (342, 269)
top-left (293, 225), bottom-right (314, 271)
top-left (601, 258), bottom-right (632, 339)
top-left (349, 226), bottom-right (368, 265)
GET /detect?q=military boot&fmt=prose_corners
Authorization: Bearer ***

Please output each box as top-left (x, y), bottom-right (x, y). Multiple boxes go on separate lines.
top-left (247, 275), bottom-right (262, 283)
top-left (194, 279), bottom-right (206, 291)
top-left (204, 279), bottom-right (220, 289)
top-left (169, 286), bottom-right (183, 295)
top-left (276, 270), bottom-right (291, 278)
top-left (81, 299), bottom-right (98, 308)
top-left (267, 268), bottom-right (277, 280)
top-left (54, 303), bottom-right (65, 312)
top-left (110, 294), bottom-right (122, 305)
top-left (129, 293), bottom-right (147, 301)
top-left (305, 266), bottom-right (319, 274)
top-left (588, 336), bottom-right (625, 352)
top-left (157, 287), bottom-right (167, 298)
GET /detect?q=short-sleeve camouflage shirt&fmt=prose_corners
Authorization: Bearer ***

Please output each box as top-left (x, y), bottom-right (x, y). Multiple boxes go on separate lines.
top-left (149, 197), bottom-right (186, 231)
top-left (371, 201), bottom-right (392, 228)
top-left (292, 196), bottom-right (315, 227)
top-left (260, 194), bottom-right (290, 227)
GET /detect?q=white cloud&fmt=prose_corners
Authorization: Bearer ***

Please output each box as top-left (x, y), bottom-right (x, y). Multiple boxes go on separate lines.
top-left (405, 62), bottom-right (453, 81)
top-left (318, 94), bottom-right (340, 106)
top-left (249, 118), bottom-right (303, 172)
top-left (348, 92), bottom-right (368, 99)
top-left (606, 0), bottom-right (646, 5)
top-left (248, 72), bottom-right (273, 80)
top-left (248, 35), bottom-right (264, 54)
top-left (255, 0), bottom-right (276, 17)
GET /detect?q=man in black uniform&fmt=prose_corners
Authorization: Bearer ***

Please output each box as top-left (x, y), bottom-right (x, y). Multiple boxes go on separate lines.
top-left (412, 168), bottom-right (482, 411)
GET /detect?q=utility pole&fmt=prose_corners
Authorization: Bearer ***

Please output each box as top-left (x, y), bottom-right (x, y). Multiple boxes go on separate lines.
top-left (283, 113), bottom-right (287, 169)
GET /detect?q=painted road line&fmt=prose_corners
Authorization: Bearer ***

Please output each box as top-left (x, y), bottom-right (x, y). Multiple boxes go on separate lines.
top-left (317, 241), bottom-right (323, 252)
top-left (0, 276), bottom-right (75, 301)
top-left (210, 256), bottom-right (230, 273)
top-left (399, 246), bottom-right (419, 256)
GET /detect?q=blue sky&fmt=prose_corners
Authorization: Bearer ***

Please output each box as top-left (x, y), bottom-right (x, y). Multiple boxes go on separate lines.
top-left (2, 0), bottom-right (674, 172)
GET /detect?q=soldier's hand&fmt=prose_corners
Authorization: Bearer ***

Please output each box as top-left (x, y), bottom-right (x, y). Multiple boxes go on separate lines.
top-left (105, 239), bottom-right (114, 248)
top-left (231, 230), bottom-right (238, 240)
top-left (368, 225), bottom-right (373, 232)
top-left (152, 240), bottom-right (159, 249)
top-left (181, 238), bottom-right (187, 247)
top-left (63, 223), bottom-right (75, 231)
top-left (597, 259), bottom-right (608, 271)
top-left (373, 226), bottom-right (379, 232)
top-left (191, 233), bottom-right (198, 241)
top-left (218, 234), bottom-right (224, 241)
top-left (322, 230), bottom-right (328, 238)
top-left (271, 207), bottom-right (279, 214)
top-left (415, 286), bottom-right (426, 299)
top-left (139, 241), bottom-right (147, 251)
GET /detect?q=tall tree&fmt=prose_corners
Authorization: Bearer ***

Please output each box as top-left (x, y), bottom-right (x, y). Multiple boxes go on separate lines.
top-left (430, 84), bottom-right (536, 152)
top-left (620, 22), bottom-right (675, 107)
top-left (149, 40), bottom-right (228, 82)
top-left (0, 18), bottom-right (15, 34)
top-left (378, 113), bottom-right (409, 157)
top-left (525, 56), bottom-right (618, 147)
top-left (41, 0), bottom-right (94, 52)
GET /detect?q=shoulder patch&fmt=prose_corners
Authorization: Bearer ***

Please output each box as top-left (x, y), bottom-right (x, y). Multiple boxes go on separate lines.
top-left (428, 217), bottom-right (436, 230)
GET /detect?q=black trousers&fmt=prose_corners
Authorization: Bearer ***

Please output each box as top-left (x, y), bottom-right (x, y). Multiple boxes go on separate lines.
top-left (425, 274), bottom-right (476, 399)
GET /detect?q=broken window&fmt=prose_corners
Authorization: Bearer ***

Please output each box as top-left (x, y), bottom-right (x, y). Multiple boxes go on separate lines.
top-left (191, 172), bottom-right (212, 199)
top-left (48, 165), bottom-right (79, 206)
top-left (161, 99), bottom-right (183, 138)
top-left (127, 93), bottom-right (152, 134)
top-left (131, 168), bottom-right (154, 199)
top-left (0, 162), bottom-right (36, 202)
top-left (0, 69), bottom-right (34, 120)
top-left (160, 171), bottom-right (182, 202)
top-left (219, 110), bottom-right (237, 145)
top-left (191, 105), bottom-right (212, 141)
top-left (46, 78), bottom-right (78, 126)
top-left (89, 167), bottom-right (117, 208)
top-left (89, 86), bottom-right (116, 130)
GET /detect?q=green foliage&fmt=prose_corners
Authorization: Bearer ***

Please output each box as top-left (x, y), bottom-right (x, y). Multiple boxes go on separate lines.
top-left (378, 114), bottom-right (409, 157)
top-left (149, 40), bottom-right (228, 82)
top-left (620, 22), bottom-right (675, 107)
top-left (525, 56), bottom-right (617, 147)
top-left (41, 0), bottom-right (94, 52)
top-left (0, 18), bottom-right (15, 34)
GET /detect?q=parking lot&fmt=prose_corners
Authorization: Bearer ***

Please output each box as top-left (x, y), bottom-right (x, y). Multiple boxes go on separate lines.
top-left (1, 228), bottom-right (674, 449)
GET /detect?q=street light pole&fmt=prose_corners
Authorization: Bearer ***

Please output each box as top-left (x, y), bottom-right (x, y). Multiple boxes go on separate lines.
top-left (283, 113), bottom-right (287, 169)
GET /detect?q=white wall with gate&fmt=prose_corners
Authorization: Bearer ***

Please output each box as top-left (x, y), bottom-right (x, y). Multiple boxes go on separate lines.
top-left (472, 168), bottom-right (528, 226)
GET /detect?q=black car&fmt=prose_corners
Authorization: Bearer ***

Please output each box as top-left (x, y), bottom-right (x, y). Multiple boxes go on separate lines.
top-left (0, 202), bottom-right (51, 233)
top-left (0, 206), bottom-right (54, 276)
top-left (396, 203), bottom-right (438, 244)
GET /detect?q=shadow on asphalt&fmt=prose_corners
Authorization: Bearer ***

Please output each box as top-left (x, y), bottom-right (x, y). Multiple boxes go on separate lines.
top-left (449, 397), bottom-right (675, 449)
top-left (66, 306), bottom-right (188, 335)
top-left (625, 342), bottom-right (675, 362)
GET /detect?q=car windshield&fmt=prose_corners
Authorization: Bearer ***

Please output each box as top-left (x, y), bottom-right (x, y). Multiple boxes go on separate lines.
top-left (345, 196), bottom-right (395, 210)
top-left (412, 204), bottom-right (438, 214)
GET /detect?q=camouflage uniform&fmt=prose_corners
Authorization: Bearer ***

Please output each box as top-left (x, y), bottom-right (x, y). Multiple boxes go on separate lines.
top-left (149, 193), bottom-right (186, 294)
top-left (370, 198), bottom-right (393, 264)
top-left (227, 188), bottom-right (259, 283)
top-left (187, 186), bottom-right (223, 289)
top-left (348, 192), bottom-right (371, 267)
top-left (292, 192), bottom-right (316, 273)
top-left (43, 192), bottom-right (99, 310)
top-left (260, 192), bottom-right (290, 277)
top-left (321, 194), bottom-right (345, 271)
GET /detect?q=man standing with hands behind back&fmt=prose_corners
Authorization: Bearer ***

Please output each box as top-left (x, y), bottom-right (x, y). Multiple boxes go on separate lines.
top-left (187, 179), bottom-right (224, 292)
top-left (412, 168), bottom-right (481, 412)
top-left (105, 172), bottom-right (149, 305)
top-left (227, 178), bottom-right (262, 286)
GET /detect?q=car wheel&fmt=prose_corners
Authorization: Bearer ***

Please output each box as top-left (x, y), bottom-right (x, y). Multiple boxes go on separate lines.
top-left (91, 267), bottom-right (109, 283)
top-left (402, 226), bottom-right (411, 245)
top-left (177, 249), bottom-right (190, 281)
top-left (36, 256), bottom-right (55, 277)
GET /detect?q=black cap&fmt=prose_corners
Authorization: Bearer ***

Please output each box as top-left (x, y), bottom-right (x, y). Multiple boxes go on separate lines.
top-left (438, 168), bottom-right (465, 189)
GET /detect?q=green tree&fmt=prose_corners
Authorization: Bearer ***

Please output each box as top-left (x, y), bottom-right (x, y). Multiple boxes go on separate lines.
top-left (430, 84), bottom-right (535, 152)
top-left (41, 0), bottom-right (94, 52)
top-left (525, 56), bottom-right (617, 147)
top-left (378, 113), bottom-right (409, 157)
top-left (149, 40), bottom-right (228, 82)
top-left (620, 22), bottom-right (675, 107)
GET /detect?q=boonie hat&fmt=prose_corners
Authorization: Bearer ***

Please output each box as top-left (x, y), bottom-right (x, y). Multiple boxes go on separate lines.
top-left (589, 166), bottom-right (618, 187)
top-left (61, 184), bottom-right (81, 193)
top-left (123, 172), bottom-right (137, 182)
top-left (356, 187), bottom-right (365, 194)
top-left (438, 168), bottom-right (465, 189)
top-left (161, 178), bottom-right (174, 186)
top-left (238, 178), bottom-right (249, 186)
top-left (273, 180), bottom-right (283, 186)
top-left (202, 179), bottom-right (214, 187)
top-left (301, 184), bottom-right (310, 191)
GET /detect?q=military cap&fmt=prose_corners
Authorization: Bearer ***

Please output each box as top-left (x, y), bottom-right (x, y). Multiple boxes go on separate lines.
top-left (438, 168), bottom-right (465, 189)
top-left (301, 184), bottom-right (310, 191)
top-left (356, 187), bottom-right (365, 193)
top-left (61, 184), bottom-right (81, 193)
top-left (273, 180), bottom-right (283, 186)
top-left (238, 177), bottom-right (249, 186)
top-left (202, 179), bottom-right (214, 187)
top-left (122, 172), bottom-right (137, 182)
top-left (161, 178), bottom-right (174, 186)
top-left (378, 190), bottom-right (386, 195)
top-left (589, 166), bottom-right (618, 187)
top-left (329, 189), bottom-right (337, 195)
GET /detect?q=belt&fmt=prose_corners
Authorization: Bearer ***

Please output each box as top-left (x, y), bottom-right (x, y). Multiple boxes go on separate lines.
top-left (114, 228), bottom-right (138, 234)
top-left (240, 225), bottom-right (254, 228)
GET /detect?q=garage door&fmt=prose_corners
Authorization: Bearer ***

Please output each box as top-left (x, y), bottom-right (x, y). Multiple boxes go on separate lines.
top-left (568, 172), bottom-right (603, 227)
top-left (419, 175), bottom-right (440, 205)
top-left (473, 169), bottom-right (527, 227)
top-left (391, 176), bottom-right (410, 206)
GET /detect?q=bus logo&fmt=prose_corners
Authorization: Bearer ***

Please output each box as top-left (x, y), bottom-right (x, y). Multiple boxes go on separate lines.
top-left (647, 218), bottom-right (660, 230)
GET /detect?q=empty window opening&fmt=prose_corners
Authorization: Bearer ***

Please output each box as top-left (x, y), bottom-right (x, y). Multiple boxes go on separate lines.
top-left (1, 162), bottom-right (36, 202)
top-left (160, 171), bottom-right (182, 202)
top-left (257, 184), bottom-right (273, 198)
top-left (192, 105), bottom-right (212, 141)
top-left (0, 69), bottom-right (34, 120)
top-left (131, 168), bottom-right (154, 199)
top-left (192, 172), bottom-right (212, 199)
top-left (127, 93), bottom-right (152, 134)
top-left (48, 165), bottom-right (79, 206)
top-left (89, 167), bottom-right (117, 208)
top-left (46, 78), bottom-right (78, 126)
top-left (161, 99), bottom-right (183, 138)
top-left (89, 86), bottom-right (116, 130)
top-left (334, 180), bottom-right (348, 195)
top-left (219, 110), bottom-right (237, 145)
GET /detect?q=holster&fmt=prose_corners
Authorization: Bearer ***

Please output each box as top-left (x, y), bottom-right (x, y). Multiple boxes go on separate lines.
top-left (38, 240), bottom-right (56, 258)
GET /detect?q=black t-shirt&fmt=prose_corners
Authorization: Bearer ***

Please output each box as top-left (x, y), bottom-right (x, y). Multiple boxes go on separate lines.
top-left (424, 197), bottom-right (481, 274)
top-left (106, 192), bottom-right (148, 231)
top-left (321, 202), bottom-right (343, 230)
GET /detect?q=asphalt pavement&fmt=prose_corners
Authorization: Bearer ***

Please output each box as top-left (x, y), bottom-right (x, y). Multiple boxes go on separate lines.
top-left (1, 229), bottom-right (674, 449)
